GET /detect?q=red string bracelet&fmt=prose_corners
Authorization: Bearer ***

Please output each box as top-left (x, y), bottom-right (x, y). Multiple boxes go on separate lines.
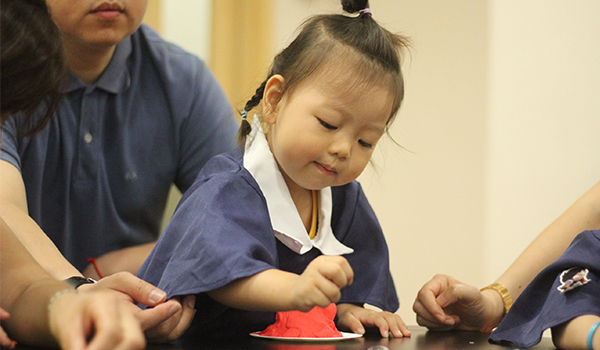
top-left (86, 257), bottom-right (104, 279)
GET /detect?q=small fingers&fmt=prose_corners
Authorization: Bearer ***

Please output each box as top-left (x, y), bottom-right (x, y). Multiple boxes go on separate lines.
top-left (312, 256), bottom-right (353, 288)
top-left (379, 312), bottom-right (410, 338)
top-left (298, 256), bottom-right (355, 307)
top-left (339, 311), bottom-right (365, 335)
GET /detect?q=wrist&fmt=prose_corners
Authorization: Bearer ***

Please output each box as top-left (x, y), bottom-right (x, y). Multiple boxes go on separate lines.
top-left (480, 283), bottom-right (512, 315)
top-left (480, 283), bottom-right (512, 331)
top-left (62, 276), bottom-right (97, 289)
top-left (47, 289), bottom-right (78, 341)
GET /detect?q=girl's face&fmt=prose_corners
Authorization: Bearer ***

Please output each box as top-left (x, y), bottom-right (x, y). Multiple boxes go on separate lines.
top-left (46, 0), bottom-right (148, 49)
top-left (262, 70), bottom-right (393, 195)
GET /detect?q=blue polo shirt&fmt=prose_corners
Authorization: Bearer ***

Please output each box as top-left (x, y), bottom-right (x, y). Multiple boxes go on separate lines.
top-left (1, 24), bottom-right (239, 271)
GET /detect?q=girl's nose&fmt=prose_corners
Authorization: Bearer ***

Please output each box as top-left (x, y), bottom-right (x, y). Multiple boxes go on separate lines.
top-left (329, 138), bottom-right (351, 159)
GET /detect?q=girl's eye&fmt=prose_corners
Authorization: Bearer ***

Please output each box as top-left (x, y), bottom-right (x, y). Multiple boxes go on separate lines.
top-left (359, 140), bottom-right (373, 148)
top-left (318, 118), bottom-right (337, 130)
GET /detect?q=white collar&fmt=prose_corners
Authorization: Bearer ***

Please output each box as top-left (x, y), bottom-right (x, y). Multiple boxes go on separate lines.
top-left (243, 117), bottom-right (354, 255)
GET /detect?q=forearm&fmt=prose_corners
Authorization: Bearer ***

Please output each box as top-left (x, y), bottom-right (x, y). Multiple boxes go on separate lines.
top-left (207, 269), bottom-right (298, 312)
top-left (496, 180), bottom-right (600, 301)
top-left (0, 161), bottom-right (81, 279)
top-left (84, 242), bottom-right (156, 278)
top-left (5, 280), bottom-right (69, 347)
top-left (0, 221), bottom-right (68, 347)
top-left (0, 199), bottom-right (81, 280)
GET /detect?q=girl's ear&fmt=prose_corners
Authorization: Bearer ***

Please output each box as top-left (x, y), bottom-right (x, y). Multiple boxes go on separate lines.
top-left (262, 75), bottom-right (285, 125)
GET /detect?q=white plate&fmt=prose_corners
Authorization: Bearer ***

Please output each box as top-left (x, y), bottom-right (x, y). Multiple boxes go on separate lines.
top-left (250, 331), bottom-right (363, 341)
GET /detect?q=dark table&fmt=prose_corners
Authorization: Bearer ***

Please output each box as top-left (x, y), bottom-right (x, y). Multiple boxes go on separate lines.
top-left (145, 327), bottom-right (554, 350)
top-left (16, 326), bottom-right (555, 350)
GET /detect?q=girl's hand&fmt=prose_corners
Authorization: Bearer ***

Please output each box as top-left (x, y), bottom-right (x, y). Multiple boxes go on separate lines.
top-left (290, 256), bottom-right (354, 311)
top-left (336, 303), bottom-right (411, 338)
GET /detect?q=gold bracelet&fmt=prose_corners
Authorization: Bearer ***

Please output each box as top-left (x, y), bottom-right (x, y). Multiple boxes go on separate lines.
top-left (480, 283), bottom-right (513, 315)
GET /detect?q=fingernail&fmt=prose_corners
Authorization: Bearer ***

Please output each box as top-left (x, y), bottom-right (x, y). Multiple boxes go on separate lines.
top-left (169, 303), bottom-right (181, 316)
top-left (357, 327), bottom-right (365, 334)
top-left (383, 330), bottom-right (389, 338)
top-left (187, 296), bottom-right (196, 309)
top-left (149, 289), bottom-right (166, 303)
top-left (444, 317), bottom-right (454, 325)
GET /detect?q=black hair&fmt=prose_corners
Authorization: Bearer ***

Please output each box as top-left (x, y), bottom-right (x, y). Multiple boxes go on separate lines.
top-left (237, 0), bottom-right (409, 147)
top-left (1, 0), bottom-right (66, 137)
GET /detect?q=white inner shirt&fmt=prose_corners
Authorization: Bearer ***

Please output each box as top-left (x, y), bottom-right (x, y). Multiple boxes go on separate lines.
top-left (243, 117), bottom-right (354, 256)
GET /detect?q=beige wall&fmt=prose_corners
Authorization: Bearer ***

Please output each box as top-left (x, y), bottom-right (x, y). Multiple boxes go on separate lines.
top-left (157, 0), bottom-right (600, 325)
top-left (484, 1), bottom-right (600, 278)
top-left (272, 0), bottom-right (600, 324)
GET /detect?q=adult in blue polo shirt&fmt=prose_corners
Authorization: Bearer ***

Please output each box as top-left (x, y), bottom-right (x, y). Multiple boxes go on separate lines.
top-left (0, 0), bottom-right (238, 278)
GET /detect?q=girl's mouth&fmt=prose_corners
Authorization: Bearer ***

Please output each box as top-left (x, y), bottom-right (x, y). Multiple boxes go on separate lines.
top-left (315, 162), bottom-right (337, 175)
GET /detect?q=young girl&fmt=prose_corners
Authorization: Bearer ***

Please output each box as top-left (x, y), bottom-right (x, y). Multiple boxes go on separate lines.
top-left (489, 229), bottom-right (600, 349)
top-left (138, 0), bottom-right (410, 341)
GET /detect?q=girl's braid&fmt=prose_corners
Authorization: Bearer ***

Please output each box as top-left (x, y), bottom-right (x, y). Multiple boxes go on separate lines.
top-left (237, 77), bottom-right (269, 147)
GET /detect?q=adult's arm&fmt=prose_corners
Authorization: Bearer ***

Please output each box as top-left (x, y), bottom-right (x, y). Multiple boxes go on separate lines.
top-left (1, 144), bottom-right (156, 279)
top-left (0, 160), bottom-right (81, 280)
top-left (82, 242), bottom-right (156, 279)
top-left (0, 218), bottom-right (145, 349)
top-left (0, 161), bottom-right (194, 341)
top-left (413, 180), bottom-right (600, 331)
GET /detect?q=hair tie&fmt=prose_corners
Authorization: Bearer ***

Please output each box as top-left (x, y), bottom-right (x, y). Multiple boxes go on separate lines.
top-left (359, 8), bottom-right (372, 16)
top-left (241, 110), bottom-right (248, 121)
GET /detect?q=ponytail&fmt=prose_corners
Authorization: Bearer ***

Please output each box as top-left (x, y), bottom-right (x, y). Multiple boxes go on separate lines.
top-left (341, 0), bottom-right (370, 14)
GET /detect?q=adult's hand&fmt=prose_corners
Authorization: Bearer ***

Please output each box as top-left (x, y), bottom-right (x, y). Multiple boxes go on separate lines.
top-left (0, 307), bottom-right (16, 349)
top-left (78, 272), bottom-right (195, 342)
top-left (412, 274), bottom-right (504, 332)
top-left (143, 295), bottom-right (196, 343)
top-left (48, 290), bottom-right (145, 350)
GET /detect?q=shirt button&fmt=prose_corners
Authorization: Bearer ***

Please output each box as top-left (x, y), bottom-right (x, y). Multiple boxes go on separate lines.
top-left (84, 132), bottom-right (93, 144)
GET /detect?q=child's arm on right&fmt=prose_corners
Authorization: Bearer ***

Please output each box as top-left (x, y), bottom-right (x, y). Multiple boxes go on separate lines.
top-left (207, 255), bottom-right (353, 312)
top-left (552, 315), bottom-right (600, 350)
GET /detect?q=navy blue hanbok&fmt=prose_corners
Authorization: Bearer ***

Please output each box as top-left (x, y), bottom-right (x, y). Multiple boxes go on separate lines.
top-left (137, 120), bottom-right (399, 342)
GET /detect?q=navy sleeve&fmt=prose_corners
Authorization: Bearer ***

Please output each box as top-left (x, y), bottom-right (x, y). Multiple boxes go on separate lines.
top-left (490, 230), bottom-right (600, 348)
top-left (331, 181), bottom-right (400, 312)
top-left (137, 154), bottom-right (278, 298)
